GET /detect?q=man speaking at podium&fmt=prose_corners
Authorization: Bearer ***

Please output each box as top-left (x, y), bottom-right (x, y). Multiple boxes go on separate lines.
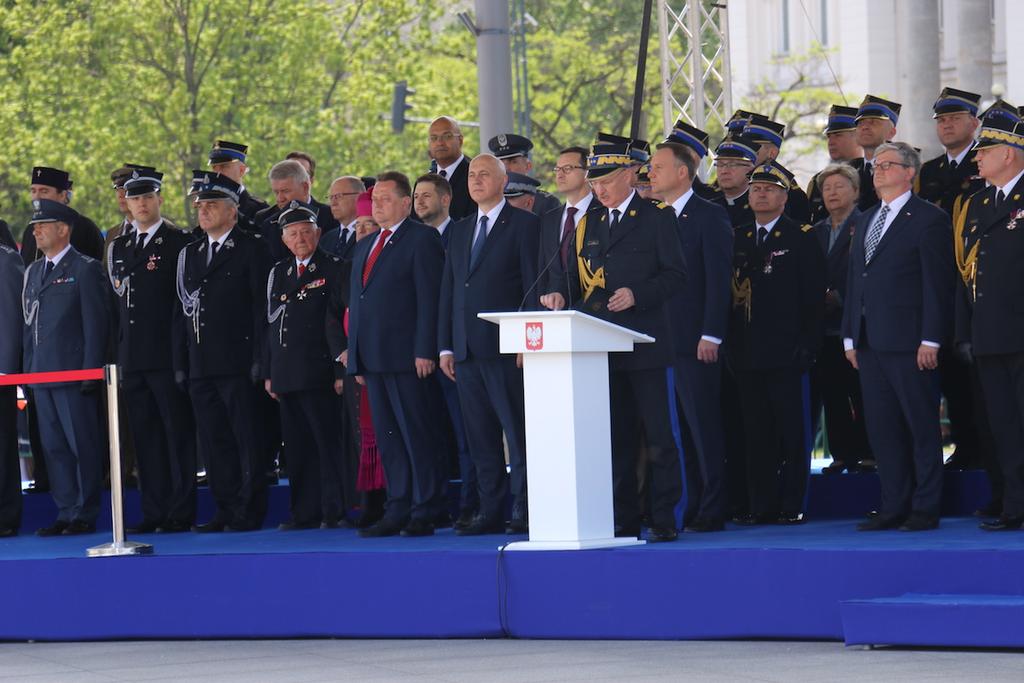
top-left (541, 134), bottom-right (687, 542)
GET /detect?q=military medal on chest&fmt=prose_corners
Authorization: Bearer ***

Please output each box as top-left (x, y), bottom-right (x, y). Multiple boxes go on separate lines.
top-left (1007, 208), bottom-right (1024, 231)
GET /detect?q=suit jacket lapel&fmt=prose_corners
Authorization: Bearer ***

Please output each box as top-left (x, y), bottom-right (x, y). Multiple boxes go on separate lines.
top-left (362, 222), bottom-right (406, 290)
top-left (204, 234), bottom-right (236, 276)
top-left (469, 205), bottom-right (511, 275)
top-left (866, 199), bottom-right (912, 262)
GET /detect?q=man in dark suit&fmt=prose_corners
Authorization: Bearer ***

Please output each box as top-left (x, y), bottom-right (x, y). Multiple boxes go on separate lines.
top-left (488, 133), bottom-right (561, 216)
top-left (538, 146), bottom-right (595, 294)
top-left (320, 176), bottom-right (366, 260)
top-left (850, 95), bottom-right (902, 211)
top-left (541, 135), bottom-right (687, 542)
top-left (20, 166), bottom-right (104, 265)
top-left (284, 151), bottom-right (340, 232)
top-left (174, 173), bottom-right (272, 532)
top-left (22, 199), bottom-right (110, 536)
top-left (264, 202), bottom-right (349, 530)
top-left (438, 154), bottom-right (539, 535)
top-left (806, 105), bottom-right (863, 224)
top-left (428, 116), bottom-right (477, 220)
top-left (108, 170), bottom-right (196, 534)
top-left (728, 162), bottom-right (825, 525)
top-left (648, 121), bottom-right (733, 532)
top-left (344, 171), bottom-right (446, 538)
top-left (414, 172), bottom-right (478, 528)
top-left (0, 243), bottom-right (23, 537)
top-left (256, 160), bottom-right (337, 262)
top-left (208, 140), bottom-right (270, 228)
top-left (955, 117), bottom-right (1024, 530)
top-left (843, 142), bottom-right (954, 531)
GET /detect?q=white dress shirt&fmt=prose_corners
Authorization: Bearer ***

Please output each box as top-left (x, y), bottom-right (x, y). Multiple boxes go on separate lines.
top-left (436, 155), bottom-right (465, 179)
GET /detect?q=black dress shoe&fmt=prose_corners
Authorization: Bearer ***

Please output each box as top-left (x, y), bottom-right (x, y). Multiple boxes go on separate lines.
top-left (777, 512), bottom-right (806, 525)
top-left (505, 517), bottom-right (528, 534)
top-left (974, 501), bottom-right (1004, 518)
top-left (614, 525), bottom-right (641, 538)
top-left (36, 520), bottom-right (70, 537)
top-left (899, 514), bottom-right (939, 531)
top-left (647, 526), bottom-right (678, 542)
top-left (432, 512), bottom-right (453, 529)
top-left (278, 520), bottom-right (319, 531)
top-left (0, 527), bottom-right (17, 538)
top-left (127, 520), bottom-right (161, 534)
top-left (854, 458), bottom-right (877, 473)
top-left (359, 518), bottom-right (405, 538)
top-left (684, 518), bottom-right (724, 533)
top-left (62, 520), bottom-right (96, 535)
top-left (455, 515), bottom-right (505, 536)
top-left (857, 515), bottom-right (904, 531)
top-left (400, 518), bottom-right (435, 537)
top-left (822, 460), bottom-right (848, 474)
top-left (732, 513), bottom-right (773, 526)
top-left (454, 509), bottom-right (477, 531)
top-left (193, 519), bottom-right (227, 533)
top-left (980, 514), bottom-right (1024, 531)
top-left (159, 520), bottom-right (192, 533)
top-left (320, 517), bottom-right (355, 530)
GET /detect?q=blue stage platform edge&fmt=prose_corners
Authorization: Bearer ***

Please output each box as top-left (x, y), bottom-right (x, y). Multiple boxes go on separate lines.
top-left (2, 473), bottom-right (1022, 645)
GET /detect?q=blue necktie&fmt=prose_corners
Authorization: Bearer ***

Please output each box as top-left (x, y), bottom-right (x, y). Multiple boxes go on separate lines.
top-left (470, 215), bottom-right (488, 268)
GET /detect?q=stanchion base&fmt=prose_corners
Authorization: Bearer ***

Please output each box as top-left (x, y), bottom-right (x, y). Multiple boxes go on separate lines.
top-left (501, 537), bottom-right (646, 551)
top-left (86, 541), bottom-right (154, 558)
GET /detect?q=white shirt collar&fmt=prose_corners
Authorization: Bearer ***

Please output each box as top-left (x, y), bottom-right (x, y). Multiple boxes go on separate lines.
top-left (881, 189), bottom-right (913, 214)
top-left (670, 188), bottom-right (695, 217)
top-left (947, 145), bottom-right (973, 166)
top-left (296, 255), bottom-right (312, 269)
top-left (47, 243), bottom-right (73, 267)
top-left (756, 215), bottom-right (782, 232)
top-left (436, 216), bottom-right (452, 236)
top-left (996, 168), bottom-right (1024, 198)
top-left (476, 199), bottom-right (506, 228)
top-left (609, 191), bottom-right (636, 219)
top-left (132, 218), bottom-right (164, 237)
top-left (208, 227), bottom-right (234, 250)
top-left (437, 155), bottom-right (465, 179)
top-left (724, 187), bottom-right (748, 206)
top-left (567, 192), bottom-right (593, 213)
top-left (343, 218), bottom-right (358, 233)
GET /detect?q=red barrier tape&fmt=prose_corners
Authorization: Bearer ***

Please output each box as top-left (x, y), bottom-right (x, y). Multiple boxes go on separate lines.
top-left (0, 368), bottom-right (105, 387)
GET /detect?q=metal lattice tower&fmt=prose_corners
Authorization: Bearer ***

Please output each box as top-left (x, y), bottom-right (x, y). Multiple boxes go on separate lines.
top-left (657, 1), bottom-right (733, 138)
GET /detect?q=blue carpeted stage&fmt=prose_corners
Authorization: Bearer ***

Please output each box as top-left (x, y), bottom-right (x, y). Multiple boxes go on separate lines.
top-left (3, 477), bottom-right (1024, 646)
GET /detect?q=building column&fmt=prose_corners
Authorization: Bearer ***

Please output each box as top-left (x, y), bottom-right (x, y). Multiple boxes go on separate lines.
top-left (957, 0), bottom-right (993, 97)
top-left (895, 0), bottom-right (941, 157)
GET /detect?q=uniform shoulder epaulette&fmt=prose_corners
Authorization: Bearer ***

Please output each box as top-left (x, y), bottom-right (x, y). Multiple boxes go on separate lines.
top-left (0, 244), bottom-right (15, 255)
top-left (80, 254), bottom-right (97, 263)
top-left (801, 224), bottom-right (813, 233)
top-left (656, 201), bottom-right (668, 210)
top-left (330, 256), bottom-right (340, 263)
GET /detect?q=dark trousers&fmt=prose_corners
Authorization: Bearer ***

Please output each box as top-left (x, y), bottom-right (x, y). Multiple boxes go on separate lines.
top-left (189, 375), bottom-right (267, 527)
top-left (439, 371), bottom-right (477, 514)
top-left (813, 335), bottom-right (871, 462)
top-left (721, 362), bottom-right (748, 517)
top-left (340, 380), bottom-right (361, 504)
top-left (123, 370), bottom-right (196, 526)
top-left (455, 356), bottom-right (526, 523)
top-left (940, 345), bottom-right (983, 460)
top-left (278, 388), bottom-right (348, 524)
top-left (856, 345), bottom-right (943, 518)
top-left (33, 385), bottom-right (103, 523)
top-left (975, 354), bottom-right (1024, 517)
top-left (24, 390), bottom-right (48, 488)
top-left (0, 387), bottom-right (21, 530)
top-left (735, 367), bottom-right (808, 518)
top-left (673, 357), bottom-right (727, 523)
top-left (611, 367), bottom-right (682, 530)
top-left (364, 372), bottom-right (442, 523)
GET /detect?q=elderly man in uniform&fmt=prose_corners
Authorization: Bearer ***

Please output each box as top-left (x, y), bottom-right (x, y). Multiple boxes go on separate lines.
top-left (0, 241), bottom-right (23, 536)
top-left (108, 169), bottom-right (196, 534)
top-left (23, 199), bottom-right (110, 536)
top-left (488, 133), bottom-right (561, 216)
top-left (175, 173), bottom-right (273, 532)
top-left (20, 167), bottom-right (104, 266)
top-left (264, 201), bottom-right (350, 530)
top-left (208, 140), bottom-right (270, 228)
top-left (541, 134), bottom-right (687, 542)
top-left (806, 105), bottom-right (863, 223)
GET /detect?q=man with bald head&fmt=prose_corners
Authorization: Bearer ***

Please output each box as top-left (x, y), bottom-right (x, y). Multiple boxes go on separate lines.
top-left (428, 116), bottom-right (476, 220)
top-left (320, 175), bottom-right (366, 259)
top-left (438, 153), bottom-right (539, 535)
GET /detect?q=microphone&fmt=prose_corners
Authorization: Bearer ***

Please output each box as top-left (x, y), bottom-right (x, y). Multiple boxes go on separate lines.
top-left (517, 223), bottom-right (575, 312)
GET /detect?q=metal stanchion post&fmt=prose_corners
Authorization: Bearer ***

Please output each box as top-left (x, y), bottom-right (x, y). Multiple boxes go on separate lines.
top-left (87, 364), bottom-right (153, 557)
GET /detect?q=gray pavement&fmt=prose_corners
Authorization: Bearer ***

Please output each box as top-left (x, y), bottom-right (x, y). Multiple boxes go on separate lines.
top-left (0, 639), bottom-right (1021, 682)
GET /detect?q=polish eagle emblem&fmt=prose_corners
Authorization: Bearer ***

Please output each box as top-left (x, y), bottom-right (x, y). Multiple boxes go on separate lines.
top-left (525, 322), bottom-right (543, 351)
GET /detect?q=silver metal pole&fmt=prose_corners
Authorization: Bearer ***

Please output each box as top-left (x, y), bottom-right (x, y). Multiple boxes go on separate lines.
top-left (87, 364), bottom-right (153, 557)
top-left (475, 0), bottom-right (514, 147)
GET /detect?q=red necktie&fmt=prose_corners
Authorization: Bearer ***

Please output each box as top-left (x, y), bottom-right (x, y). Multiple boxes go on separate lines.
top-left (560, 206), bottom-right (578, 269)
top-left (362, 228), bottom-right (392, 286)
top-left (297, 263), bottom-right (306, 278)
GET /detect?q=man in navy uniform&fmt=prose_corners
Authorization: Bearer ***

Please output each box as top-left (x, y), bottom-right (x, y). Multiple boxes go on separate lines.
top-left (851, 95), bottom-right (902, 210)
top-left (264, 202), bottom-right (349, 530)
top-left (843, 142), bottom-right (954, 531)
top-left (103, 164), bottom-right (156, 265)
top-left (955, 118), bottom-right (1024, 530)
top-left (648, 121), bottom-right (733, 532)
top-left (540, 134), bottom-right (687, 542)
top-left (502, 171), bottom-right (541, 212)
top-left (0, 242), bottom-right (23, 537)
top-left (488, 133), bottom-right (561, 216)
top-left (438, 154), bottom-right (539, 536)
top-left (208, 140), bottom-right (270, 228)
top-left (20, 166), bottom-right (104, 266)
top-left (728, 162), bottom-right (825, 525)
top-left (806, 105), bottom-right (863, 223)
top-left (108, 169), bottom-right (196, 533)
top-left (344, 171), bottom-right (445, 538)
top-left (22, 199), bottom-right (110, 535)
top-left (175, 173), bottom-right (273, 532)
top-left (428, 116), bottom-right (477, 220)
top-left (710, 134), bottom-right (760, 228)
top-left (744, 115), bottom-right (811, 223)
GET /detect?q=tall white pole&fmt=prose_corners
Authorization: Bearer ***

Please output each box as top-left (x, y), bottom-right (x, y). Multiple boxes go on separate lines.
top-left (475, 0), bottom-right (514, 147)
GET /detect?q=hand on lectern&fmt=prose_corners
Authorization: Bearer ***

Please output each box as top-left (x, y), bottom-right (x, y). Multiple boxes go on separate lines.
top-left (540, 292), bottom-right (565, 311)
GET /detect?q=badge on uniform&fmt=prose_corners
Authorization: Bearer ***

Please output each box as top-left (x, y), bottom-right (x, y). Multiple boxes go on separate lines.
top-left (629, 210), bottom-right (636, 217)
top-left (1008, 208), bottom-right (1024, 231)
top-left (154, 236), bottom-right (163, 246)
top-left (280, 294), bottom-right (287, 301)
top-left (224, 239), bottom-right (235, 249)
top-left (146, 254), bottom-right (160, 271)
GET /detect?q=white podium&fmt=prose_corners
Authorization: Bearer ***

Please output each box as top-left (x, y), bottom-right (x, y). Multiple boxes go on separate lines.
top-left (478, 310), bottom-right (653, 550)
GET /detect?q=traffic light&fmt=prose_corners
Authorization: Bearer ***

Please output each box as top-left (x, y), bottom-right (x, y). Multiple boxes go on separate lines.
top-left (391, 81), bottom-right (415, 133)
